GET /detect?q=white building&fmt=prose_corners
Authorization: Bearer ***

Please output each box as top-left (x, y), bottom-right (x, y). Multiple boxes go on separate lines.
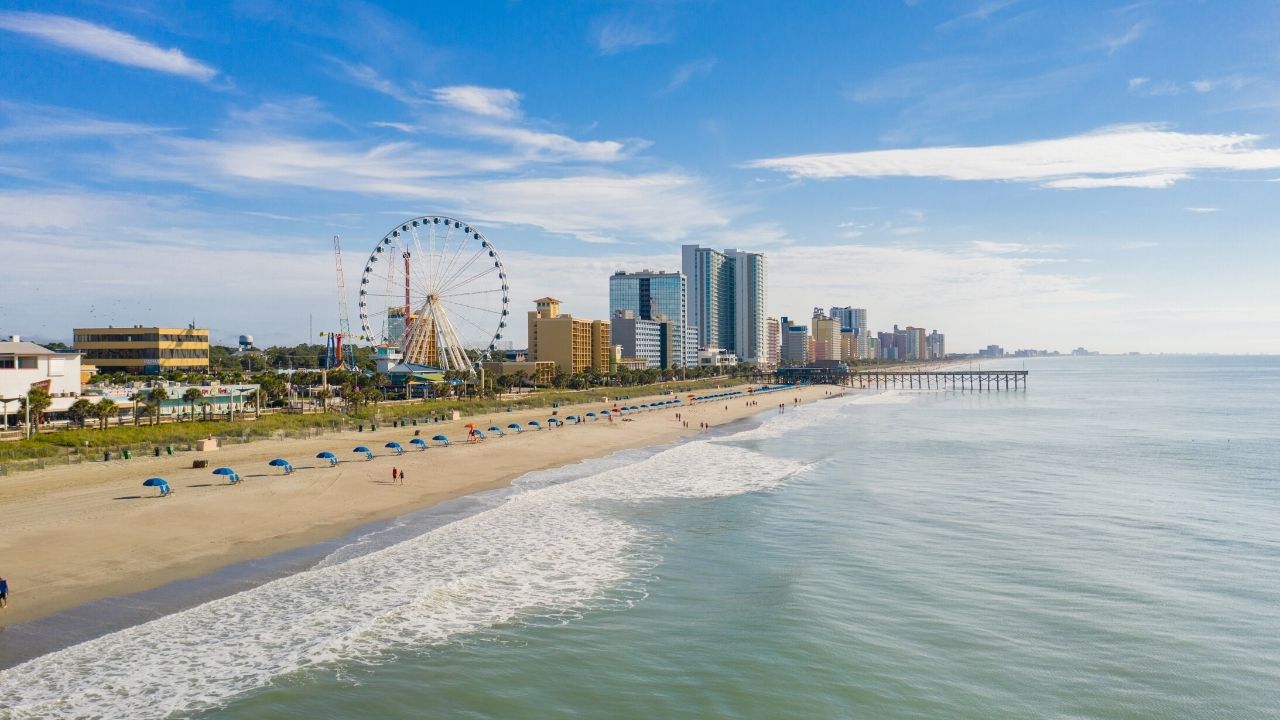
top-left (0, 335), bottom-right (84, 426)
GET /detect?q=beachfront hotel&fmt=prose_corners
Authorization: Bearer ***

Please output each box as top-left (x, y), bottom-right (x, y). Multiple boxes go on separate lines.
top-left (0, 335), bottom-right (84, 427)
top-left (608, 269), bottom-right (695, 367)
top-left (527, 298), bottom-right (612, 374)
top-left (681, 245), bottom-right (768, 364)
top-left (73, 325), bottom-right (210, 374)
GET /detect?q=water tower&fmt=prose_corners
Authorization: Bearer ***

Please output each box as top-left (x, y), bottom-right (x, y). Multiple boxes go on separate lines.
top-left (238, 334), bottom-right (254, 352)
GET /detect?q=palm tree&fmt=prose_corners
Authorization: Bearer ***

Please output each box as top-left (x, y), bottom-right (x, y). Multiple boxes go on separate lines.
top-left (199, 400), bottom-right (213, 421)
top-left (67, 398), bottom-right (95, 428)
top-left (130, 393), bottom-right (142, 426)
top-left (20, 387), bottom-right (52, 431)
top-left (182, 388), bottom-right (203, 421)
top-left (146, 387), bottom-right (169, 424)
top-left (93, 397), bottom-right (118, 429)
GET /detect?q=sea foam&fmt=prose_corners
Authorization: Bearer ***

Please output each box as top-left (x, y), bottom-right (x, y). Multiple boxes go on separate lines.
top-left (0, 441), bottom-right (802, 719)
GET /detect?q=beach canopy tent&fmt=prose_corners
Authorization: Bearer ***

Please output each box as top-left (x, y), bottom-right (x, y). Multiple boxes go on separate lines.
top-left (507, 423), bottom-right (522, 433)
top-left (316, 451), bottom-right (339, 466)
top-left (143, 477), bottom-right (171, 496)
top-left (487, 425), bottom-right (505, 436)
top-left (212, 467), bottom-right (241, 483)
top-left (432, 434), bottom-right (450, 446)
top-left (409, 437), bottom-right (427, 449)
top-left (385, 441), bottom-right (405, 455)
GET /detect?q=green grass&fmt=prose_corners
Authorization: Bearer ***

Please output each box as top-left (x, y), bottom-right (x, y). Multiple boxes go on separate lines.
top-left (0, 377), bottom-right (735, 474)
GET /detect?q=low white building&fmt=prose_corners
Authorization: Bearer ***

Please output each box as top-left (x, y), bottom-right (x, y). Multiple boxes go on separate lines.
top-left (698, 346), bottom-right (738, 368)
top-left (0, 335), bottom-right (84, 426)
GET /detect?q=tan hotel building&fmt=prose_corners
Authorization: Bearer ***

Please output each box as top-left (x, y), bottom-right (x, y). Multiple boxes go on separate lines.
top-left (527, 298), bottom-right (611, 374)
top-left (73, 325), bottom-right (210, 374)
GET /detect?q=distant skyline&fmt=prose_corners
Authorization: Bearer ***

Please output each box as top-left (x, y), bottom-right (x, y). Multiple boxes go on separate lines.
top-left (2, 1), bottom-right (1278, 353)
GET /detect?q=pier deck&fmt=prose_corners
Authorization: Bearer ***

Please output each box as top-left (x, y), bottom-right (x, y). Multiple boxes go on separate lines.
top-left (847, 369), bottom-right (1027, 391)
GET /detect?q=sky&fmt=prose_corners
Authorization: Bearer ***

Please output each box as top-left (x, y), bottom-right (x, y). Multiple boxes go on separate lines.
top-left (1, 0), bottom-right (1278, 354)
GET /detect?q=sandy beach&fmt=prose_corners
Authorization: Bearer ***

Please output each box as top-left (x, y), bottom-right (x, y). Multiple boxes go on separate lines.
top-left (0, 383), bottom-right (837, 627)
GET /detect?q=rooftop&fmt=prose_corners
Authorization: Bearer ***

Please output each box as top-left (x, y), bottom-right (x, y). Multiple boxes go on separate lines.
top-left (0, 341), bottom-right (58, 356)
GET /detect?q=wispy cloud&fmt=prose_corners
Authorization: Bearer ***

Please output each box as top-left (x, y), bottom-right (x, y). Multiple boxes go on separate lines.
top-left (0, 12), bottom-right (218, 82)
top-left (746, 125), bottom-right (1280, 189)
top-left (664, 58), bottom-right (717, 92)
top-left (431, 86), bottom-right (523, 120)
top-left (1183, 206), bottom-right (1219, 213)
top-left (936, 0), bottom-right (1022, 31)
top-left (1105, 21), bottom-right (1146, 54)
top-left (0, 101), bottom-right (170, 143)
top-left (591, 14), bottom-right (670, 54)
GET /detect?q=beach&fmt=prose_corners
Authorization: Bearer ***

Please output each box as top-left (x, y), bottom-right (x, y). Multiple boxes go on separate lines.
top-left (0, 383), bottom-right (834, 628)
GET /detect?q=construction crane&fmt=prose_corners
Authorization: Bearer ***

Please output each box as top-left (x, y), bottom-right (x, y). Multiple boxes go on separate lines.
top-left (323, 234), bottom-right (359, 370)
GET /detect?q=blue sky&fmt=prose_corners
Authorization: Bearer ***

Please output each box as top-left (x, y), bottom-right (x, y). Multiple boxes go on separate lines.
top-left (1, 0), bottom-right (1278, 353)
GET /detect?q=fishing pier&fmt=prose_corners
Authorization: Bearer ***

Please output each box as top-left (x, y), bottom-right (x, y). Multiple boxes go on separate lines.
top-left (848, 369), bottom-right (1027, 391)
top-left (772, 366), bottom-right (1028, 391)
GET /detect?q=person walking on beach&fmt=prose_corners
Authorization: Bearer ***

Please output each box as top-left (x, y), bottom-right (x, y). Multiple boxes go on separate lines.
top-left (398, 469), bottom-right (405, 486)
top-left (0, 576), bottom-right (8, 608)
top-left (391, 466), bottom-right (398, 484)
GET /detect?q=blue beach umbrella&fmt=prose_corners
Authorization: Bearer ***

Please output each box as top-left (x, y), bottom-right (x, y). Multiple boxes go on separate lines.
top-left (528, 420), bottom-right (542, 429)
top-left (211, 467), bottom-right (240, 484)
top-left (548, 418), bottom-right (562, 427)
top-left (385, 441), bottom-right (405, 455)
top-left (316, 451), bottom-right (338, 466)
top-left (409, 437), bottom-right (428, 449)
top-left (268, 458), bottom-right (289, 467)
top-left (487, 425), bottom-right (505, 436)
top-left (473, 429), bottom-right (486, 439)
top-left (507, 423), bottom-right (522, 433)
top-left (586, 412), bottom-right (597, 419)
top-left (431, 434), bottom-right (450, 446)
top-left (143, 477), bottom-right (171, 496)
top-left (354, 445), bottom-right (375, 460)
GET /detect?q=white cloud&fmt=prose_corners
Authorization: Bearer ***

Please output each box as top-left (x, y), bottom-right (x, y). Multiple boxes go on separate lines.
top-left (746, 125), bottom-right (1280, 189)
top-left (1183, 206), bottom-right (1219, 213)
top-left (0, 12), bottom-right (218, 82)
top-left (1105, 21), bottom-right (1146, 54)
top-left (431, 86), bottom-right (523, 120)
top-left (454, 122), bottom-right (645, 163)
top-left (664, 58), bottom-right (717, 92)
top-left (591, 15), bottom-right (670, 54)
top-left (1128, 77), bottom-right (1149, 90)
top-left (1041, 173), bottom-right (1187, 189)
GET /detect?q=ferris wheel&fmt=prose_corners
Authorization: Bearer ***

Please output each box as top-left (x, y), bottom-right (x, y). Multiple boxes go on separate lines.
top-left (357, 216), bottom-right (510, 371)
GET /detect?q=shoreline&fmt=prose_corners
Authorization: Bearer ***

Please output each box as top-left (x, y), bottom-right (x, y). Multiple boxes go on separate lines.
top-left (0, 383), bottom-right (838, 633)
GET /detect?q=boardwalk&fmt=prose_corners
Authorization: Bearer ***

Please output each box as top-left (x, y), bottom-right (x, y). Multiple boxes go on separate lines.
top-left (848, 370), bottom-right (1027, 391)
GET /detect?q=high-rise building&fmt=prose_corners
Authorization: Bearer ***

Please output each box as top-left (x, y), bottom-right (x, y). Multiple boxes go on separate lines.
top-left (682, 245), bottom-right (767, 364)
top-left (926, 330), bottom-right (946, 360)
top-left (765, 317), bottom-right (780, 366)
top-left (73, 325), bottom-right (210, 374)
top-left (811, 312), bottom-right (842, 362)
top-left (830, 306), bottom-right (868, 358)
top-left (527, 298), bottom-right (611, 374)
top-left (904, 326), bottom-right (927, 361)
top-left (610, 310), bottom-right (665, 369)
top-left (780, 317), bottom-right (809, 365)
top-left (608, 269), bottom-right (690, 366)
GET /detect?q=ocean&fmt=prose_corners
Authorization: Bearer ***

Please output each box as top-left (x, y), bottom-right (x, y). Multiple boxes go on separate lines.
top-left (2, 355), bottom-right (1278, 719)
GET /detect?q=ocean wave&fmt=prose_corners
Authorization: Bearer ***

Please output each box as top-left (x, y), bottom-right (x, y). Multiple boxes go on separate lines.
top-left (722, 390), bottom-right (914, 442)
top-left (0, 442), bottom-right (802, 720)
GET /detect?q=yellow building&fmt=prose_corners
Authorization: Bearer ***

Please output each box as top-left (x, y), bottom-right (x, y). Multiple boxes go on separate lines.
top-left (482, 360), bottom-right (556, 386)
top-left (73, 325), bottom-right (210, 374)
top-left (527, 298), bottom-right (612, 374)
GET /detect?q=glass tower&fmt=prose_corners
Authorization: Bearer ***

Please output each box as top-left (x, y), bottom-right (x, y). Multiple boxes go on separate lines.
top-left (609, 270), bottom-right (689, 367)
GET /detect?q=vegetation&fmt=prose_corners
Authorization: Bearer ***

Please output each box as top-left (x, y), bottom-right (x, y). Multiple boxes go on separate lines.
top-left (0, 374), bottom-right (740, 473)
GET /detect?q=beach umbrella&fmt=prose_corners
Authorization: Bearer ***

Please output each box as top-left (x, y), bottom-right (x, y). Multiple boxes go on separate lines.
top-left (385, 441), bottom-right (405, 455)
top-left (507, 423), bottom-right (522, 433)
top-left (487, 425), bottom-right (505, 436)
top-left (268, 458), bottom-right (289, 467)
top-left (566, 415), bottom-right (579, 423)
top-left (474, 429), bottom-right (486, 439)
top-left (431, 434), bottom-right (450, 446)
top-left (352, 445), bottom-right (370, 453)
top-left (143, 477), bottom-right (171, 496)
top-left (409, 437), bottom-right (427, 449)
top-left (586, 412), bottom-right (596, 419)
top-left (211, 467), bottom-right (240, 484)
top-left (316, 450), bottom-right (338, 466)
top-left (528, 420), bottom-right (542, 429)
top-left (548, 418), bottom-right (561, 427)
